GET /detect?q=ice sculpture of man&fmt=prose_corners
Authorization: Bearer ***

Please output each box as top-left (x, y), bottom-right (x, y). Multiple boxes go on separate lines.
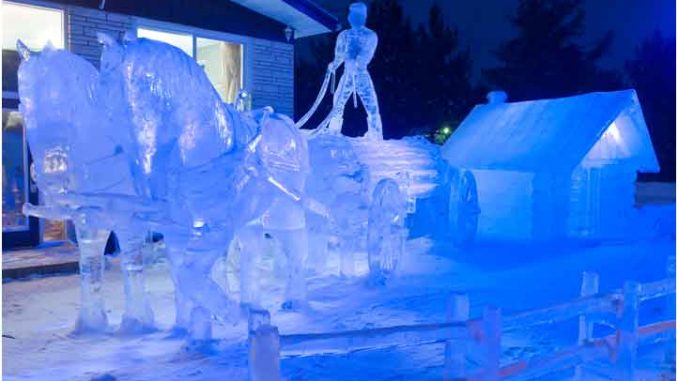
top-left (327, 2), bottom-right (383, 140)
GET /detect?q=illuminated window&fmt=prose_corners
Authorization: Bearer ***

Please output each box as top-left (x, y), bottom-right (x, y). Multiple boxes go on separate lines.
top-left (196, 38), bottom-right (243, 103)
top-left (137, 28), bottom-right (193, 57)
top-left (2, 2), bottom-right (64, 51)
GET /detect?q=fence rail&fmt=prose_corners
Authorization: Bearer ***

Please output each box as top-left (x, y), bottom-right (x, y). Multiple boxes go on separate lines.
top-left (280, 320), bottom-right (471, 355)
top-left (248, 256), bottom-right (676, 381)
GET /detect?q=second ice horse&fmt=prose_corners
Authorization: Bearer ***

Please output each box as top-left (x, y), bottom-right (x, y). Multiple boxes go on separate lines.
top-left (98, 33), bottom-right (313, 316)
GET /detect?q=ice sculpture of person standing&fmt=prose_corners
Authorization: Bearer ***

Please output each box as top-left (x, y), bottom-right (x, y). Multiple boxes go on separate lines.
top-left (327, 2), bottom-right (383, 140)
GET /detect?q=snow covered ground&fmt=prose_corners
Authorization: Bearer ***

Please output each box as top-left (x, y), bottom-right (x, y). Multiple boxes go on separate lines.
top-left (3, 203), bottom-right (676, 381)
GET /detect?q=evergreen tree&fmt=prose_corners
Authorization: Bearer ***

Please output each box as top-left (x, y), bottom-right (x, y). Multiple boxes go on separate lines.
top-left (359, 0), bottom-right (419, 138)
top-left (483, 0), bottom-right (621, 101)
top-left (415, 4), bottom-right (474, 136)
top-left (627, 32), bottom-right (676, 181)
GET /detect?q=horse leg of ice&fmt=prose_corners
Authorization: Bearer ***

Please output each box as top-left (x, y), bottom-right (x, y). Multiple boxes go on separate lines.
top-left (117, 229), bottom-right (155, 334)
top-left (306, 232), bottom-right (328, 273)
top-left (186, 306), bottom-right (213, 352)
top-left (305, 214), bottom-right (329, 274)
top-left (277, 227), bottom-right (309, 310)
top-left (339, 237), bottom-right (355, 277)
top-left (178, 232), bottom-right (239, 326)
top-left (165, 239), bottom-right (193, 333)
top-left (238, 225), bottom-right (265, 308)
top-left (73, 226), bottom-right (110, 334)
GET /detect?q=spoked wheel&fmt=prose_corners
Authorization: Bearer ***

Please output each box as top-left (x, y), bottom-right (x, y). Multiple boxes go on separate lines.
top-left (367, 178), bottom-right (407, 284)
top-left (448, 168), bottom-right (480, 247)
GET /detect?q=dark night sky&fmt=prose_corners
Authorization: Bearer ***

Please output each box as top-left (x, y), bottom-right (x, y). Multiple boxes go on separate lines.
top-left (312, 0), bottom-right (676, 81)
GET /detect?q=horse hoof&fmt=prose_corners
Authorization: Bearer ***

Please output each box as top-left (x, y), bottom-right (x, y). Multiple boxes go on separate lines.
top-left (118, 316), bottom-right (156, 336)
top-left (73, 309), bottom-right (109, 335)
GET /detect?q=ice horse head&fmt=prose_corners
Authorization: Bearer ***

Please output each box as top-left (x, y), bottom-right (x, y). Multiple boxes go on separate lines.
top-left (16, 40), bottom-right (137, 204)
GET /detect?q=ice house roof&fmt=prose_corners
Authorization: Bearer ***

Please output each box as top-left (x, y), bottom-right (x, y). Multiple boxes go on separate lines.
top-left (441, 90), bottom-right (660, 173)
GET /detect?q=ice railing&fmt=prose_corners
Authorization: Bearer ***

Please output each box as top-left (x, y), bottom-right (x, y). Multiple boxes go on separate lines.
top-left (247, 256), bottom-right (676, 381)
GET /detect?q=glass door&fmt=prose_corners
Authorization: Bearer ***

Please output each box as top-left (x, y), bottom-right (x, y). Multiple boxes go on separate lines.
top-left (2, 109), bottom-right (29, 231)
top-left (2, 104), bottom-right (39, 249)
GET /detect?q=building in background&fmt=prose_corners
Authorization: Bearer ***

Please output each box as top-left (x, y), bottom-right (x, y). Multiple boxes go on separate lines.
top-left (442, 90), bottom-right (660, 242)
top-left (1, 0), bottom-right (338, 250)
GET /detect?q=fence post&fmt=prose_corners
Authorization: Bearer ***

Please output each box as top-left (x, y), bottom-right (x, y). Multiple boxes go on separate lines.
top-left (482, 306), bottom-right (501, 381)
top-left (574, 271), bottom-right (599, 379)
top-left (444, 293), bottom-right (470, 381)
top-left (665, 256), bottom-right (676, 367)
top-left (248, 309), bottom-right (281, 381)
top-left (615, 281), bottom-right (640, 381)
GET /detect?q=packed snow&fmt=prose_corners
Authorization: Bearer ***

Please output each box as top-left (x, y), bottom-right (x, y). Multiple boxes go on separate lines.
top-left (4, 203), bottom-right (675, 380)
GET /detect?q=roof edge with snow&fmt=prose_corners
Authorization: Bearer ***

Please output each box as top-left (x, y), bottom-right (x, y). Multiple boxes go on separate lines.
top-left (442, 89), bottom-right (660, 174)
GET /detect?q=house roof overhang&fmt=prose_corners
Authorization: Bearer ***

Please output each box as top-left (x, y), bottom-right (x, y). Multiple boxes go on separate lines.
top-left (30, 0), bottom-right (339, 41)
top-left (231, 0), bottom-right (340, 38)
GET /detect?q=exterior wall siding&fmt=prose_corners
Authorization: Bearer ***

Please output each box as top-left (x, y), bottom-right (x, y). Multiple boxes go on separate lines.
top-left (251, 38), bottom-right (294, 116)
top-left (66, 6), bottom-right (133, 68)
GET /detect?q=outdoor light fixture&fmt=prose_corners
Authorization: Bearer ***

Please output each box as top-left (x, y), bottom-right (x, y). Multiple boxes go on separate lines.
top-left (284, 26), bottom-right (294, 42)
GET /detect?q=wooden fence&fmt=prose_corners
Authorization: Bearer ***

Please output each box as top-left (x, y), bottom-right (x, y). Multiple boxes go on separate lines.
top-left (248, 256), bottom-right (676, 381)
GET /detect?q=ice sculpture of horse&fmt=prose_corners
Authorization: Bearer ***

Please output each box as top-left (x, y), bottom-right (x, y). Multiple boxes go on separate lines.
top-left (97, 33), bottom-right (313, 331)
top-left (18, 33), bottom-right (313, 340)
top-left (16, 41), bottom-right (154, 334)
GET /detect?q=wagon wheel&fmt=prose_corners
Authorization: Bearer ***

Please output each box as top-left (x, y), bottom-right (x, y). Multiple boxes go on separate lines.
top-left (448, 168), bottom-right (480, 247)
top-left (367, 178), bottom-right (407, 284)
